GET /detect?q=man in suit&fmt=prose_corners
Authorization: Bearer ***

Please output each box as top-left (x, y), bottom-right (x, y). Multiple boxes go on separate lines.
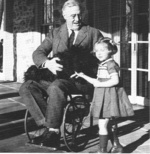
top-left (19, 0), bottom-right (103, 149)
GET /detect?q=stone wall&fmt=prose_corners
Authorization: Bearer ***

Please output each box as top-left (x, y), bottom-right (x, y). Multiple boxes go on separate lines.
top-left (13, 0), bottom-right (35, 32)
top-left (12, 0), bottom-right (41, 82)
top-left (12, 0), bottom-right (90, 37)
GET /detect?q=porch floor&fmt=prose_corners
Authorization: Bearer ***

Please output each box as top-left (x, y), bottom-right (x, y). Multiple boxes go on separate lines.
top-left (0, 81), bottom-right (149, 153)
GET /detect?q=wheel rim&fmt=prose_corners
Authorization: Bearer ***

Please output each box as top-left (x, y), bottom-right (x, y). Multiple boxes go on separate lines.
top-left (24, 110), bottom-right (46, 142)
top-left (62, 96), bottom-right (90, 152)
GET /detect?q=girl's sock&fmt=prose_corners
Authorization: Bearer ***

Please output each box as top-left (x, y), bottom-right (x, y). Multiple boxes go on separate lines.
top-left (98, 118), bottom-right (109, 153)
top-left (98, 118), bottom-right (109, 135)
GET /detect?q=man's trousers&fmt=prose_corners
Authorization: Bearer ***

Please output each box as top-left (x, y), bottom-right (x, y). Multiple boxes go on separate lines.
top-left (19, 79), bottom-right (93, 128)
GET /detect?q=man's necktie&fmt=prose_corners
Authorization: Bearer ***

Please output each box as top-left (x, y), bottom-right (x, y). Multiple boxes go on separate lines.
top-left (68, 30), bottom-right (75, 48)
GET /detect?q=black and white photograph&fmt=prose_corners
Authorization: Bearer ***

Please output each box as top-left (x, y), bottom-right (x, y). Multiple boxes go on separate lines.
top-left (0, 0), bottom-right (149, 153)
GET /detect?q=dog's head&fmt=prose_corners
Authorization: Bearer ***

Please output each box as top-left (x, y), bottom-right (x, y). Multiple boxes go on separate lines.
top-left (53, 50), bottom-right (98, 84)
top-left (24, 65), bottom-right (39, 82)
top-left (24, 50), bottom-right (98, 84)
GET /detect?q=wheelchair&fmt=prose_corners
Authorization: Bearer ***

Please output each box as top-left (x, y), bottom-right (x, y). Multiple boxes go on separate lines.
top-left (24, 93), bottom-right (93, 152)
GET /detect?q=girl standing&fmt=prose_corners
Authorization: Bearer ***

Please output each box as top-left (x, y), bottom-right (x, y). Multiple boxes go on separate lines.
top-left (74, 37), bottom-right (134, 153)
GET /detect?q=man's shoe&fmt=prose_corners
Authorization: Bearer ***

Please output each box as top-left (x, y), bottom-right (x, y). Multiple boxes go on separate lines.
top-left (30, 135), bottom-right (43, 145)
top-left (40, 129), bottom-right (60, 150)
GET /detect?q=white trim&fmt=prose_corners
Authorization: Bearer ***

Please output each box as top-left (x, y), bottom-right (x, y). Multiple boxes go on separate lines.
top-left (148, 1), bottom-right (150, 82)
top-left (129, 95), bottom-right (150, 106)
top-left (121, 68), bottom-right (149, 72)
top-left (131, 32), bottom-right (137, 100)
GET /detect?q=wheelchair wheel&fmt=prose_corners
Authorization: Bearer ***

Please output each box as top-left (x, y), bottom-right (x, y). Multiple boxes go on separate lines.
top-left (62, 95), bottom-right (90, 152)
top-left (24, 110), bottom-right (46, 143)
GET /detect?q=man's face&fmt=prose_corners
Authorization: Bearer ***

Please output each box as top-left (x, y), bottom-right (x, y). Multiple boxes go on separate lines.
top-left (63, 6), bottom-right (82, 31)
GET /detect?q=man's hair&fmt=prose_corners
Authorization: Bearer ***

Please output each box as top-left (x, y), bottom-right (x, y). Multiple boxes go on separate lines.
top-left (62, 0), bottom-right (81, 12)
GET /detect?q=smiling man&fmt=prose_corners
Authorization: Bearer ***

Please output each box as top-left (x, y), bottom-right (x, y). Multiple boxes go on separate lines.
top-left (19, 0), bottom-right (103, 150)
top-left (62, 0), bottom-right (82, 31)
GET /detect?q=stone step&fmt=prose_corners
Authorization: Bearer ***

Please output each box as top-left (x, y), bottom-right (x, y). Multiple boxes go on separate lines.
top-left (0, 96), bottom-right (25, 114)
top-left (0, 82), bottom-right (21, 91)
top-left (0, 82), bottom-right (21, 99)
top-left (0, 82), bottom-right (24, 115)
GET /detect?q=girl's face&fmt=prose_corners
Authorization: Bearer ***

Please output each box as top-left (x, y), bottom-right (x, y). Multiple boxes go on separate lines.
top-left (94, 43), bottom-right (111, 62)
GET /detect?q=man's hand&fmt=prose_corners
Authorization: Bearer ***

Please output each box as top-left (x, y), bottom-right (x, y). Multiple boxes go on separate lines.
top-left (45, 57), bottom-right (63, 75)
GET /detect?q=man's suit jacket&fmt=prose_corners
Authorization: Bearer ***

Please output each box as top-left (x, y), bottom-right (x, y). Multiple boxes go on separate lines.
top-left (33, 23), bottom-right (103, 67)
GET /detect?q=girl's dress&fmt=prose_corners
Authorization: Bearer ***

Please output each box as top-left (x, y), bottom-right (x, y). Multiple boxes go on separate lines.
top-left (91, 58), bottom-right (134, 118)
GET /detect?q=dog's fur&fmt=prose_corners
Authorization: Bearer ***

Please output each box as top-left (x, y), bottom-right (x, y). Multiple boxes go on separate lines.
top-left (24, 50), bottom-right (98, 84)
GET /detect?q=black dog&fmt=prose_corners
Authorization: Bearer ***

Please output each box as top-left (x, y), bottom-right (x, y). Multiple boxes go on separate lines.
top-left (24, 50), bottom-right (98, 84)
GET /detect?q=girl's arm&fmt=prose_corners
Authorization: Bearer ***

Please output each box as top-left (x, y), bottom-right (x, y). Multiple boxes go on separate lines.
top-left (75, 72), bottom-right (98, 85)
top-left (75, 72), bottom-right (119, 88)
top-left (94, 74), bottom-right (119, 87)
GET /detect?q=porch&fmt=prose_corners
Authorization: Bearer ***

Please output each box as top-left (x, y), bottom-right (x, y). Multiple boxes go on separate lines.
top-left (0, 81), bottom-right (149, 153)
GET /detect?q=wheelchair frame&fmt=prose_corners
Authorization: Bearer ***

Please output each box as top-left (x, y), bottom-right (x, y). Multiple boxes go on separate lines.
top-left (24, 93), bottom-right (93, 152)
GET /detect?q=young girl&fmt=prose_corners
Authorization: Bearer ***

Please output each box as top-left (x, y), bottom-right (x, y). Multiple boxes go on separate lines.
top-left (74, 37), bottom-right (134, 153)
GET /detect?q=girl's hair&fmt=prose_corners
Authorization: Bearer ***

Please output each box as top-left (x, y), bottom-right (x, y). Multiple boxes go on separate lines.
top-left (94, 37), bottom-right (118, 55)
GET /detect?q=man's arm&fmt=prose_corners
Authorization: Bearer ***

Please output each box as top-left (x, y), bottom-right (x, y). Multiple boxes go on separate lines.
top-left (32, 30), bottom-right (63, 75)
top-left (92, 28), bottom-right (104, 47)
top-left (32, 31), bottom-right (53, 68)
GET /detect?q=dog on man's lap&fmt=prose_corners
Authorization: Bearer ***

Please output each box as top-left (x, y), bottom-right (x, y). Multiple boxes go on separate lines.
top-left (24, 50), bottom-right (98, 85)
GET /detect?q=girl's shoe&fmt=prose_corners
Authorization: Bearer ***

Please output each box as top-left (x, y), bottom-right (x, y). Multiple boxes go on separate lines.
top-left (108, 118), bottom-right (123, 153)
top-left (111, 142), bottom-right (123, 153)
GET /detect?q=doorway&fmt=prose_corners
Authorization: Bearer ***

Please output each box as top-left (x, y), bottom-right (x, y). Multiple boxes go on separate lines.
top-left (111, 0), bottom-right (150, 105)
top-left (0, 0), bottom-right (4, 79)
